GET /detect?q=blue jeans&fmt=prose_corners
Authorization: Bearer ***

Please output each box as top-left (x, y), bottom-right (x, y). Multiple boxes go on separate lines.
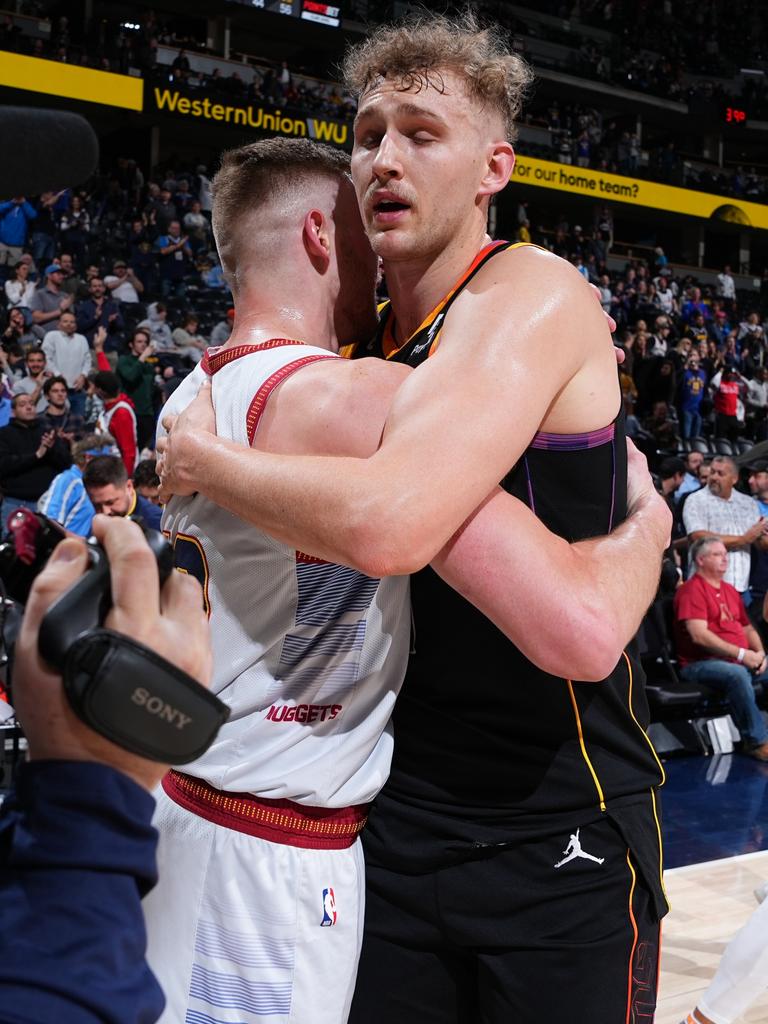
top-left (682, 409), bottom-right (702, 439)
top-left (681, 659), bottom-right (768, 747)
top-left (68, 389), bottom-right (86, 418)
top-left (1, 496), bottom-right (37, 537)
top-left (29, 232), bottom-right (55, 268)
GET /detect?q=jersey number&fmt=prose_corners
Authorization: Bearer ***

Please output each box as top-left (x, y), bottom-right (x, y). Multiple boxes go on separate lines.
top-left (166, 532), bottom-right (211, 616)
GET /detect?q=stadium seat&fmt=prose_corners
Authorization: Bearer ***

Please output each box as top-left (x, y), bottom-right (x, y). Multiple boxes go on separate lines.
top-left (713, 438), bottom-right (735, 456)
top-left (689, 437), bottom-right (711, 454)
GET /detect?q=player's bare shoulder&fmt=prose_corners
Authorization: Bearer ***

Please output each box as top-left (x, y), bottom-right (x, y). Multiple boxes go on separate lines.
top-left (470, 244), bottom-right (598, 308)
top-left (257, 355), bottom-right (410, 459)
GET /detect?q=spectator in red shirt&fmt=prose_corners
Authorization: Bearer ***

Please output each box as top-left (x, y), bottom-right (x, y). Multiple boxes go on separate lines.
top-left (93, 371), bottom-right (137, 474)
top-left (674, 536), bottom-right (768, 760)
top-left (713, 368), bottom-right (742, 442)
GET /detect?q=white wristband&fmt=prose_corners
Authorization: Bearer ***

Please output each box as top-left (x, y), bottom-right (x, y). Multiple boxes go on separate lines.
top-left (737, 648), bottom-right (746, 663)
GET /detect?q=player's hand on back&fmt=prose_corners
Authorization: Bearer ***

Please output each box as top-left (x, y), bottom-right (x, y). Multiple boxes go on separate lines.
top-left (158, 379), bottom-right (217, 502)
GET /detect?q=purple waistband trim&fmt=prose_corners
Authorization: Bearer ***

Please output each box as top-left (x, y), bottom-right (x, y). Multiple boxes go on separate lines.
top-left (530, 422), bottom-right (616, 451)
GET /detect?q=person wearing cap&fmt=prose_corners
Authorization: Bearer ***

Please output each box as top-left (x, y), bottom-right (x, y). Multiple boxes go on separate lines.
top-left (28, 264), bottom-right (74, 335)
top-left (37, 432), bottom-right (117, 536)
top-left (209, 308), bottom-right (234, 347)
top-left (104, 261), bottom-right (143, 304)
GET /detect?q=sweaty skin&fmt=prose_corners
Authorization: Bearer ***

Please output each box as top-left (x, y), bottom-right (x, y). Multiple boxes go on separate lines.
top-left (159, 79), bottom-right (671, 680)
top-left (160, 344), bottom-right (669, 683)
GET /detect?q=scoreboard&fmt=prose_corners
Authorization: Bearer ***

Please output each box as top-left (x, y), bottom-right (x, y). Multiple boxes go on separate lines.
top-left (228, 0), bottom-right (341, 28)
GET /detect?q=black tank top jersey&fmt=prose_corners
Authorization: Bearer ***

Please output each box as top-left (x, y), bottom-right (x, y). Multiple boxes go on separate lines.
top-left (351, 242), bottom-right (667, 909)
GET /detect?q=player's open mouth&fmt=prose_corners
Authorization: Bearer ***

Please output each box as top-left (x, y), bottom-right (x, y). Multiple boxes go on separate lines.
top-left (372, 195), bottom-right (411, 223)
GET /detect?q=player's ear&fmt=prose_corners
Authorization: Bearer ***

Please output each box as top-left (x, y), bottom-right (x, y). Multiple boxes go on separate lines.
top-left (303, 209), bottom-right (331, 271)
top-left (478, 141), bottom-right (515, 198)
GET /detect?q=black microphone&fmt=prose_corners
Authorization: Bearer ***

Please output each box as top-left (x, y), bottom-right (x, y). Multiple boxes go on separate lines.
top-left (0, 107), bottom-right (99, 196)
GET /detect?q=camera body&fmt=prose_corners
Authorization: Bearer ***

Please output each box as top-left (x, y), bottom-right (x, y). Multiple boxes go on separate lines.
top-left (0, 510), bottom-right (228, 763)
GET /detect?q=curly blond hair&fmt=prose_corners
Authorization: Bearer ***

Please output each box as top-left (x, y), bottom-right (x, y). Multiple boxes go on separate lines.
top-left (342, 11), bottom-right (534, 142)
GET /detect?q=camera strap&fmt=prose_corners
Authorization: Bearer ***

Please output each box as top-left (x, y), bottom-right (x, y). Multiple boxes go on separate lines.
top-left (63, 629), bottom-right (228, 764)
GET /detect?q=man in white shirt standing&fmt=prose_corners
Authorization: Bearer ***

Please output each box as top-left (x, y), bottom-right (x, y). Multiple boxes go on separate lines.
top-left (683, 454), bottom-right (768, 600)
top-left (41, 310), bottom-right (92, 418)
top-left (717, 264), bottom-right (737, 312)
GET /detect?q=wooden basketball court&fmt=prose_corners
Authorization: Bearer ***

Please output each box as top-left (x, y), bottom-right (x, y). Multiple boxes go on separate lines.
top-left (656, 850), bottom-right (768, 1024)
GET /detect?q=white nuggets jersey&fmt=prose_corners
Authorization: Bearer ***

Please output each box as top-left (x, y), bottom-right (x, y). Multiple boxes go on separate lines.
top-left (159, 340), bottom-right (410, 807)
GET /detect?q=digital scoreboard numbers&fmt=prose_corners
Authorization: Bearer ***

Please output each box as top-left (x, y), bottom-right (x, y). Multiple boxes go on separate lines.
top-left (233, 0), bottom-right (340, 27)
top-left (300, 1), bottom-right (341, 27)
top-left (724, 106), bottom-right (748, 125)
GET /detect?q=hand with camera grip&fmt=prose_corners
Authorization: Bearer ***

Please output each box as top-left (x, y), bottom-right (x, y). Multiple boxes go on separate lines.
top-left (14, 514), bottom-right (212, 791)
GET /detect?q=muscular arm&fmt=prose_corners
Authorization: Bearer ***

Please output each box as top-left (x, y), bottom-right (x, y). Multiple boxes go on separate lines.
top-left (163, 250), bottom-right (623, 575)
top-left (174, 354), bottom-right (669, 681)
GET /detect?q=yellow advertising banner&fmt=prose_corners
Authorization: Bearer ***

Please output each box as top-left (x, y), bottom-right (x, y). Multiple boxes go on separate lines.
top-left (512, 155), bottom-right (768, 230)
top-left (151, 86), bottom-right (350, 146)
top-left (0, 52), bottom-right (143, 111)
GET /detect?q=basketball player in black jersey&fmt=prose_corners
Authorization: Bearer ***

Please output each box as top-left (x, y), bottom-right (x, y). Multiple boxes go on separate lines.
top-left (159, 17), bottom-right (672, 1021)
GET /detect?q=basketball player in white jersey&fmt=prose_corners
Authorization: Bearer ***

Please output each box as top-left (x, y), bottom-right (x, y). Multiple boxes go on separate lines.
top-left (147, 137), bottom-right (669, 1023)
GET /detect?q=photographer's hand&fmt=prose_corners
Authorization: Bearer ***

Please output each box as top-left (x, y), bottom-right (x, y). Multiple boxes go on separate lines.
top-left (14, 515), bottom-right (212, 791)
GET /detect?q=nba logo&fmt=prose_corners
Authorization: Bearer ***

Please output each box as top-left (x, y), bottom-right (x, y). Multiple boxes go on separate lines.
top-left (321, 887), bottom-right (337, 927)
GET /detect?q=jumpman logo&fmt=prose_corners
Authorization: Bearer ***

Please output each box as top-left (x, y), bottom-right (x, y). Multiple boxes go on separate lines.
top-left (553, 828), bottom-right (605, 869)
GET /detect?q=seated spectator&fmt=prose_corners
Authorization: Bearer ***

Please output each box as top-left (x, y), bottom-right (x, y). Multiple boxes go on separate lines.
top-left (83, 453), bottom-right (162, 529)
top-left (37, 432), bottom-right (117, 536)
top-left (138, 301), bottom-right (174, 352)
top-left (183, 200), bottom-right (210, 252)
top-left (12, 349), bottom-right (52, 414)
top-left (643, 400), bottom-right (678, 447)
top-left (0, 393), bottom-right (71, 531)
top-left (76, 276), bottom-right (125, 349)
top-left (2, 307), bottom-right (42, 353)
top-left (171, 313), bottom-right (205, 364)
top-left (658, 457), bottom-right (686, 511)
top-left (113, 328), bottom-right (159, 453)
top-left (683, 455), bottom-right (768, 600)
top-left (674, 537), bottom-right (768, 761)
top-left (41, 310), bottom-right (91, 417)
top-left (199, 259), bottom-right (228, 292)
top-left (104, 260), bottom-right (144, 304)
top-left (41, 375), bottom-right (85, 443)
top-left (134, 458), bottom-right (161, 505)
top-left (4, 260), bottom-right (36, 312)
top-left (675, 451), bottom-right (705, 503)
top-left (93, 370), bottom-right (137, 474)
top-left (210, 308), bottom-right (234, 346)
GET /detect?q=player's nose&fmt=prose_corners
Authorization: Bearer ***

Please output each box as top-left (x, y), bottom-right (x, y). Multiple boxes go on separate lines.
top-left (371, 134), bottom-right (403, 180)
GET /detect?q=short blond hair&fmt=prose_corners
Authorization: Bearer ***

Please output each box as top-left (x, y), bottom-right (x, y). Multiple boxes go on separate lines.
top-left (211, 138), bottom-right (351, 288)
top-left (343, 11), bottom-right (534, 142)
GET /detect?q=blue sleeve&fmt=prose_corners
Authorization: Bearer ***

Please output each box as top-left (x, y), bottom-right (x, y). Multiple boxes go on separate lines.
top-left (137, 495), bottom-right (164, 531)
top-left (0, 201), bottom-right (13, 216)
top-left (21, 202), bottom-right (36, 221)
top-left (0, 761), bottom-right (165, 1024)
